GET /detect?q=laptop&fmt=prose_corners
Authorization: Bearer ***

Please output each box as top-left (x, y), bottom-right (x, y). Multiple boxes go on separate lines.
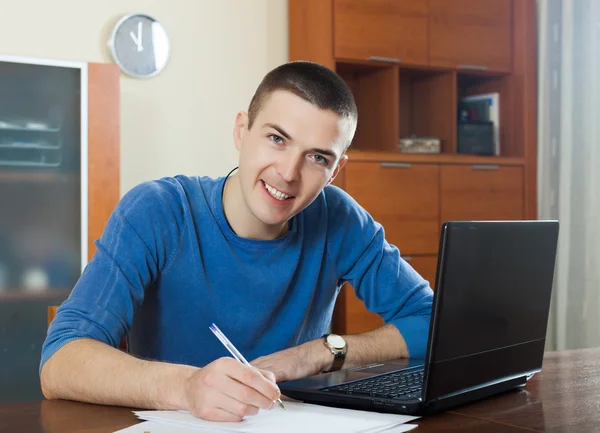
top-left (280, 220), bottom-right (560, 415)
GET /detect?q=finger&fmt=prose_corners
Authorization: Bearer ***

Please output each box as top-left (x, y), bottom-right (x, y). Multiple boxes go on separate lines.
top-left (222, 360), bottom-right (281, 402)
top-left (196, 405), bottom-right (248, 422)
top-left (213, 391), bottom-right (261, 420)
top-left (220, 374), bottom-right (275, 410)
top-left (258, 369), bottom-right (277, 383)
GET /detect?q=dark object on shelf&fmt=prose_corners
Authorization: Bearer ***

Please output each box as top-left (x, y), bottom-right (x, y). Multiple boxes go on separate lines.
top-left (398, 136), bottom-right (441, 154)
top-left (457, 121), bottom-right (495, 155)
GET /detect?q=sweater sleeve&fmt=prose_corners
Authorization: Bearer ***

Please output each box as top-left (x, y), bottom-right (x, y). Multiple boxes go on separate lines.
top-left (40, 178), bottom-right (187, 371)
top-left (325, 186), bottom-right (434, 359)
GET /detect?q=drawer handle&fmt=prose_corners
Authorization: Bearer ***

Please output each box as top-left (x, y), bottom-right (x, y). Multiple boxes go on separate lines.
top-left (471, 164), bottom-right (499, 170)
top-left (459, 64), bottom-right (488, 71)
top-left (402, 256), bottom-right (413, 263)
top-left (380, 162), bottom-right (412, 169)
top-left (369, 56), bottom-right (402, 64)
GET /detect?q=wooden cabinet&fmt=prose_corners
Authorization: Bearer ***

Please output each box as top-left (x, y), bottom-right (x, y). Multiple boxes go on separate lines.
top-left (429, 0), bottom-right (512, 71)
top-left (336, 63), bottom-right (399, 152)
top-left (334, 254), bottom-right (439, 335)
top-left (333, 0), bottom-right (429, 65)
top-left (344, 161), bottom-right (439, 255)
top-left (290, 0), bottom-right (538, 335)
top-left (440, 164), bottom-right (523, 221)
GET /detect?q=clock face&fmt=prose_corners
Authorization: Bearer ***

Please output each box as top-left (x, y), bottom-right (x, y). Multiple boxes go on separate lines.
top-left (109, 14), bottom-right (170, 78)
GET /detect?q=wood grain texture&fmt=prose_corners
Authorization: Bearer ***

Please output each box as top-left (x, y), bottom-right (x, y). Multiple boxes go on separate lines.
top-left (288, 0), bottom-right (335, 69)
top-left (333, 0), bottom-right (428, 65)
top-left (0, 399), bottom-right (528, 433)
top-left (400, 70), bottom-right (457, 153)
top-left (512, 0), bottom-right (538, 220)
top-left (429, 0), bottom-right (512, 72)
top-left (333, 256), bottom-right (438, 335)
top-left (337, 63), bottom-right (399, 152)
top-left (345, 162), bottom-right (440, 255)
top-left (440, 165), bottom-right (524, 222)
top-left (452, 347), bottom-right (600, 433)
top-left (346, 150), bottom-right (525, 166)
top-left (87, 63), bottom-right (120, 261)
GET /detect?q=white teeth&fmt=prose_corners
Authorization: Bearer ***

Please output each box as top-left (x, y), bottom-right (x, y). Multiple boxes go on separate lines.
top-left (264, 182), bottom-right (290, 201)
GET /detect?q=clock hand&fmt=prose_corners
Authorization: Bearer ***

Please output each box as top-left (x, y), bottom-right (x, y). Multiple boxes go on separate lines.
top-left (129, 30), bottom-right (139, 47)
top-left (137, 21), bottom-right (143, 51)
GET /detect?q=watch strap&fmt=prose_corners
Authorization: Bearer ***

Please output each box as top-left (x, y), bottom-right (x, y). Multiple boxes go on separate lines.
top-left (322, 333), bottom-right (347, 372)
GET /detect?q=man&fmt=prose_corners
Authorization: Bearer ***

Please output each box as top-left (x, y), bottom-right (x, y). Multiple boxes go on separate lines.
top-left (40, 61), bottom-right (433, 422)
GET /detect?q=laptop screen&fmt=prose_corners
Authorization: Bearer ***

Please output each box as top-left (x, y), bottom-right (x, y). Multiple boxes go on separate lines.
top-left (424, 221), bottom-right (559, 401)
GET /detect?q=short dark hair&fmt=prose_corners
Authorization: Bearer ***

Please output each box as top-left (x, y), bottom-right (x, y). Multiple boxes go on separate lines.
top-left (247, 61), bottom-right (358, 149)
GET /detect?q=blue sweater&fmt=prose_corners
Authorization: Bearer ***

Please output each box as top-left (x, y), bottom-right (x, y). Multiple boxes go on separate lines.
top-left (41, 175), bottom-right (433, 371)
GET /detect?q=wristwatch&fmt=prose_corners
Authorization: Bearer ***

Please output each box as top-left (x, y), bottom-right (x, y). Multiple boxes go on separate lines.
top-left (322, 333), bottom-right (347, 372)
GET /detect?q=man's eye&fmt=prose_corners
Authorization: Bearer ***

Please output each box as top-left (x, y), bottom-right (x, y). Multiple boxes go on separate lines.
top-left (269, 134), bottom-right (283, 144)
top-left (313, 155), bottom-right (329, 166)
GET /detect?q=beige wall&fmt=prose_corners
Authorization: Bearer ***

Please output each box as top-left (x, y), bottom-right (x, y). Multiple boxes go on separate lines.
top-left (0, 0), bottom-right (288, 195)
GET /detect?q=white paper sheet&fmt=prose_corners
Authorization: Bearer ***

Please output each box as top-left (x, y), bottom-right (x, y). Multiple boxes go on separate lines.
top-left (114, 420), bottom-right (237, 433)
top-left (117, 401), bottom-right (419, 433)
top-left (114, 420), bottom-right (418, 433)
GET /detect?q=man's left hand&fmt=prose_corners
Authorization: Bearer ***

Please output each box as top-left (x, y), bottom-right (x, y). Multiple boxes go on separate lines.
top-left (250, 340), bottom-right (332, 383)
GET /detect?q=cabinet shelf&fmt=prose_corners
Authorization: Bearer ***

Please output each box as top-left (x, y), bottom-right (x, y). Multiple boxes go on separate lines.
top-left (336, 58), bottom-right (515, 157)
top-left (0, 289), bottom-right (70, 300)
top-left (336, 57), bottom-right (511, 77)
top-left (0, 124), bottom-right (61, 132)
top-left (0, 171), bottom-right (75, 182)
top-left (347, 150), bottom-right (525, 166)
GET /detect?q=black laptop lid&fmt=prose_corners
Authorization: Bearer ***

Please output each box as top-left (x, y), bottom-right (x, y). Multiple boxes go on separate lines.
top-left (423, 220), bottom-right (559, 402)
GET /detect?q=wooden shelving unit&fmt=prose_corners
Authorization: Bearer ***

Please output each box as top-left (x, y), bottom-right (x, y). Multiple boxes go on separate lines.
top-left (289, 0), bottom-right (538, 335)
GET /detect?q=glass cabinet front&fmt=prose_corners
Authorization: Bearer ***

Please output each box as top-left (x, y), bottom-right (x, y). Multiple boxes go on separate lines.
top-left (0, 56), bottom-right (87, 402)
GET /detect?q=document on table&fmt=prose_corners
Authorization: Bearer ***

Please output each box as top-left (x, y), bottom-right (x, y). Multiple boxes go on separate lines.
top-left (114, 401), bottom-right (419, 433)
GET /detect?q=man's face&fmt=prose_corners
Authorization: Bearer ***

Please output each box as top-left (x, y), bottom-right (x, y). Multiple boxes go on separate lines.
top-left (233, 90), bottom-right (349, 230)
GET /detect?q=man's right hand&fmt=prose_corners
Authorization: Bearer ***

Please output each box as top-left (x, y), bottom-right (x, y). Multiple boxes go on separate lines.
top-left (183, 357), bottom-right (281, 422)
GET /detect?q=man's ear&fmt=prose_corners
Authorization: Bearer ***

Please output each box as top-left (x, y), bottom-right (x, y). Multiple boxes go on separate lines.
top-left (233, 112), bottom-right (249, 151)
top-left (328, 154), bottom-right (348, 185)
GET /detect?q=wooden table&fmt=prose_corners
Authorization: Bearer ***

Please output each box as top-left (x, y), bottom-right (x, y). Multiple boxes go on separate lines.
top-left (2, 348), bottom-right (599, 432)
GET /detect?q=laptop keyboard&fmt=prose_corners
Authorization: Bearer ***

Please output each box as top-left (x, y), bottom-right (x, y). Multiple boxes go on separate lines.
top-left (321, 368), bottom-right (424, 400)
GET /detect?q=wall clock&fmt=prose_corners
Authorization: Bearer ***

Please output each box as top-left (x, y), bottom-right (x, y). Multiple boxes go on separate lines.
top-left (108, 13), bottom-right (170, 78)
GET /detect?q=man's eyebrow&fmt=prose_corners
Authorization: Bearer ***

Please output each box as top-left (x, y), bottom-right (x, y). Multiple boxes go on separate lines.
top-left (264, 123), bottom-right (292, 141)
top-left (310, 148), bottom-right (338, 160)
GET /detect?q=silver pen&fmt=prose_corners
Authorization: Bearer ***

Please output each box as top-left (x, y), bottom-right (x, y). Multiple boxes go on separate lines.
top-left (209, 323), bottom-right (286, 410)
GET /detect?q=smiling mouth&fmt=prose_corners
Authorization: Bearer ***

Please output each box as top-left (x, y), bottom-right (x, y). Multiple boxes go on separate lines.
top-left (261, 180), bottom-right (294, 201)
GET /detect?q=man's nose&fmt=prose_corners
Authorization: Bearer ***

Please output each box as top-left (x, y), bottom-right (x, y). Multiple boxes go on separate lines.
top-left (277, 153), bottom-right (302, 183)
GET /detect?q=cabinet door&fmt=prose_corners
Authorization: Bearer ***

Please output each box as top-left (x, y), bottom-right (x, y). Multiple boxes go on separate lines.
top-left (345, 161), bottom-right (440, 255)
top-left (0, 58), bottom-right (119, 404)
top-left (333, 254), bottom-right (437, 335)
top-left (440, 164), bottom-right (523, 222)
top-left (429, 0), bottom-right (512, 72)
top-left (334, 0), bottom-right (428, 65)
top-left (333, 162), bottom-right (439, 335)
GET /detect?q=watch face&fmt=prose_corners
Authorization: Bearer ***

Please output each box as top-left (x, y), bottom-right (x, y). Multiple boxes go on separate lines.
top-left (109, 14), bottom-right (170, 78)
top-left (327, 334), bottom-right (346, 350)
